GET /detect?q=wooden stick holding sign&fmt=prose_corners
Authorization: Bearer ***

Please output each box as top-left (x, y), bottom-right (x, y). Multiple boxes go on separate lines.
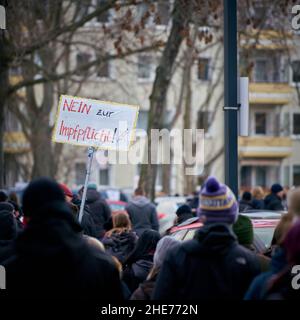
top-left (52, 95), bottom-right (139, 225)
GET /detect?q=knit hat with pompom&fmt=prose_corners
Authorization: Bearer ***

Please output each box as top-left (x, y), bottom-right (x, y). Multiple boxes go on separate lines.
top-left (199, 176), bottom-right (238, 224)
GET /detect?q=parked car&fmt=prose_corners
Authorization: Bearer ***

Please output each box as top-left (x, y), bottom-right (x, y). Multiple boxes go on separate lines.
top-left (169, 212), bottom-right (281, 253)
top-left (106, 200), bottom-right (127, 214)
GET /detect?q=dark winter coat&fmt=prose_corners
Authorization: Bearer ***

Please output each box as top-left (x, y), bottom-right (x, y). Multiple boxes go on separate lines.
top-left (264, 193), bottom-right (284, 211)
top-left (125, 196), bottom-right (159, 236)
top-left (152, 223), bottom-right (260, 300)
top-left (3, 204), bottom-right (123, 299)
top-left (85, 189), bottom-right (111, 238)
top-left (252, 198), bottom-right (265, 210)
top-left (123, 254), bottom-right (154, 293)
top-left (130, 275), bottom-right (157, 300)
top-left (69, 199), bottom-right (98, 238)
top-left (238, 200), bottom-right (254, 212)
top-left (0, 210), bottom-right (18, 263)
top-left (244, 247), bottom-right (287, 300)
top-left (102, 230), bottom-right (137, 265)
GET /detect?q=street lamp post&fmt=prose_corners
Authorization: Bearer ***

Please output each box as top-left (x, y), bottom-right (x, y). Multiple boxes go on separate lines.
top-left (224, 0), bottom-right (238, 197)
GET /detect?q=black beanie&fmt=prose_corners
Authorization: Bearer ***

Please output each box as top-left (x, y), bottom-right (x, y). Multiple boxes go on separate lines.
top-left (22, 177), bottom-right (67, 218)
top-left (176, 204), bottom-right (192, 217)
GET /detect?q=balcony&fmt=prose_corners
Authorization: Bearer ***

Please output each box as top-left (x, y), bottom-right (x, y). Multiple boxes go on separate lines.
top-left (4, 131), bottom-right (30, 154)
top-left (239, 136), bottom-right (292, 158)
top-left (249, 83), bottom-right (293, 105)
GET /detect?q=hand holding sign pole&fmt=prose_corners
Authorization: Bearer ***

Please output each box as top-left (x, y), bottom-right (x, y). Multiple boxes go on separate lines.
top-left (52, 95), bottom-right (139, 225)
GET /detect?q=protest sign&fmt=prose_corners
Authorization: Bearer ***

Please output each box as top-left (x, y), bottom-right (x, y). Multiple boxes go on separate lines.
top-left (52, 95), bottom-right (139, 151)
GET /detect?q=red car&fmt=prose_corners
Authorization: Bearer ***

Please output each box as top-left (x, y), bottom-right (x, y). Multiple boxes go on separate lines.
top-left (169, 213), bottom-right (281, 253)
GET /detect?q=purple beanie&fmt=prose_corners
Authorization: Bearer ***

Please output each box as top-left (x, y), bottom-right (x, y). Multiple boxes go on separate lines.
top-left (199, 176), bottom-right (238, 224)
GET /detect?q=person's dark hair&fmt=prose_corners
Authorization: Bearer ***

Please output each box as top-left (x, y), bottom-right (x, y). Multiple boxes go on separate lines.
top-left (0, 190), bottom-right (8, 202)
top-left (124, 230), bottom-right (160, 265)
top-left (134, 187), bottom-right (144, 196)
top-left (242, 191), bottom-right (252, 202)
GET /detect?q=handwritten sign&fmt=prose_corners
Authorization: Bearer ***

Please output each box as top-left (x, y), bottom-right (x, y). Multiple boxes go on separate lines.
top-left (52, 95), bottom-right (139, 151)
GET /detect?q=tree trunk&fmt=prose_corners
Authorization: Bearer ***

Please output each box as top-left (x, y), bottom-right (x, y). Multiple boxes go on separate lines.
top-left (182, 60), bottom-right (196, 195)
top-left (30, 121), bottom-right (55, 179)
top-left (138, 0), bottom-right (190, 200)
top-left (0, 27), bottom-right (9, 188)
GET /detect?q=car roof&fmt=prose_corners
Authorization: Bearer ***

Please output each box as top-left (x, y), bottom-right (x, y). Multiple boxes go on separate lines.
top-left (170, 217), bottom-right (279, 233)
top-left (241, 210), bottom-right (283, 219)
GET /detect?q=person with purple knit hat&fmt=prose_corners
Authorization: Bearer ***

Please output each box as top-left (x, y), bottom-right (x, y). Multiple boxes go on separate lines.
top-left (153, 176), bottom-right (260, 300)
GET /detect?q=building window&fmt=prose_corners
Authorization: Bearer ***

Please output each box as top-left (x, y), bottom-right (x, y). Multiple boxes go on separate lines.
top-left (283, 165), bottom-right (290, 187)
top-left (292, 60), bottom-right (300, 83)
top-left (137, 55), bottom-right (153, 80)
top-left (156, 0), bottom-right (170, 26)
top-left (96, 0), bottom-right (110, 23)
top-left (256, 167), bottom-right (267, 187)
top-left (99, 167), bottom-right (109, 186)
top-left (197, 58), bottom-right (210, 81)
top-left (197, 110), bottom-right (212, 133)
top-left (293, 114), bottom-right (300, 135)
top-left (293, 165), bottom-right (300, 186)
top-left (76, 52), bottom-right (91, 72)
top-left (97, 60), bottom-right (110, 78)
top-left (75, 0), bottom-right (90, 22)
top-left (254, 59), bottom-right (268, 82)
top-left (241, 166), bottom-right (252, 187)
top-left (255, 112), bottom-right (267, 135)
top-left (282, 112), bottom-right (290, 136)
top-left (75, 163), bottom-right (86, 186)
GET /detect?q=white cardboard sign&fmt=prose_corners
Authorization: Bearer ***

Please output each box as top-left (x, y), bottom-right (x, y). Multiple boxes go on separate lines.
top-left (52, 95), bottom-right (139, 151)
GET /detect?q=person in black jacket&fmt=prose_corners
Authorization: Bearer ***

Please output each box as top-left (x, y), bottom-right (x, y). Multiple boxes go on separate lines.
top-left (123, 229), bottom-right (160, 293)
top-left (175, 204), bottom-right (194, 225)
top-left (59, 183), bottom-right (97, 238)
top-left (264, 184), bottom-right (284, 211)
top-left (152, 176), bottom-right (260, 300)
top-left (102, 211), bottom-right (137, 265)
top-left (0, 203), bottom-right (18, 263)
top-left (125, 188), bottom-right (159, 236)
top-left (85, 184), bottom-right (112, 239)
top-left (239, 191), bottom-right (254, 212)
top-left (3, 178), bottom-right (123, 299)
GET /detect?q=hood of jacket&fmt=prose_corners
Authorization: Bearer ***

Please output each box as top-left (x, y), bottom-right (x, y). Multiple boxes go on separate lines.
top-left (132, 256), bottom-right (153, 279)
top-left (86, 189), bottom-right (101, 204)
top-left (183, 223), bottom-right (238, 256)
top-left (103, 231), bottom-right (136, 247)
top-left (130, 196), bottom-right (151, 208)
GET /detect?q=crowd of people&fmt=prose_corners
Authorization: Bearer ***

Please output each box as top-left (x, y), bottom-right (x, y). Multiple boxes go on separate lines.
top-left (239, 184), bottom-right (288, 212)
top-left (0, 176), bottom-right (300, 300)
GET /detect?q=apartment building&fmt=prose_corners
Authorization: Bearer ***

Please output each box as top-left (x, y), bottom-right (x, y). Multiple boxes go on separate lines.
top-left (4, 1), bottom-right (300, 194)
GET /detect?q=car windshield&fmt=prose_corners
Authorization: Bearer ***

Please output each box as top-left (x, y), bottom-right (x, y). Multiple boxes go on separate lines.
top-left (254, 227), bottom-right (275, 248)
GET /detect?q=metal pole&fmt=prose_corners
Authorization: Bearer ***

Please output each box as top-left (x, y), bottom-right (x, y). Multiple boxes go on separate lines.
top-left (78, 146), bottom-right (95, 224)
top-left (224, 0), bottom-right (238, 197)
